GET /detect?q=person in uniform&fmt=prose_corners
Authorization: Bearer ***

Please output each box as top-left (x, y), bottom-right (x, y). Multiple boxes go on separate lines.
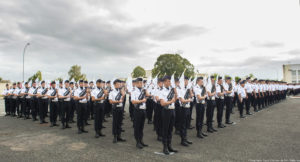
top-left (131, 78), bottom-right (149, 149)
top-left (9, 83), bottom-right (18, 117)
top-left (216, 77), bottom-right (226, 128)
top-left (37, 81), bottom-right (48, 124)
top-left (206, 76), bottom-right (217, 133)
top-left (109, 79), bottom-right (126, 143)
top-left (58, 80), bottom-right (72, 129)
top-left (69, 82), bottom-right (76, 123)
top-left (47, 81), bottom-right (59, 127)
top-left (2, 84), bottom-right (10, 116)
top-left (29, 81), bottom-right (39, 121)
top-left (159, 76), bottom-right (178, 155)
top-left (224, 77), bottom-right (234, 124)
top-left (153, 78), bottom-right (163, 141)
top-left (105, 81), bottom-right (112, 118)
top-left (238, 80), bottom-right (247, 118)
top-left (74, 80), bottom-right (89, 134)
top-left (84, 80), bottom-right (91, 125)
top-left (91, 79), bottom-right (107, 138)
top-left (244, 77), bottom-right (253, 115)
top-left (20, 82), bottom-right (31, 119)
top-left (15, 82), bottom-right (23, 118)
top-left (128, 79), bottom-right (136, 122)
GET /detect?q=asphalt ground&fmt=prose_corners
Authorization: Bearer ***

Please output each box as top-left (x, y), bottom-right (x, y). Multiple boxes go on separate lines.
top-left (0, 97), bottom-right (299, 162)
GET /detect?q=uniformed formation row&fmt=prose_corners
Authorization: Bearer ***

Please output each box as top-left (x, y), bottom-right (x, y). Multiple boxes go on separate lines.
top-left (2, 76), bottom-right (299, 155)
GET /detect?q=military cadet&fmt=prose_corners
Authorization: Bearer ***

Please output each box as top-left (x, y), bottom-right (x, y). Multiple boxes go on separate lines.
top-left (153, 78), bottom-right (163, 141)
top-left (238, 80), bottom-right (247, 118)
top-left (20, 82), bottom-right (31, 119)
top-left (244, 77), bottom-right (253, 115)
top-left (69, 82), bottom-right (76, 123)
top-left (146, 81), bottom-right (154, 124)
top-left (206, 76), bottom-right (217, 133)
top-left (15, 82), bottom-right (23, 118)
top-left (224, 77), bottom-right (234, 124)
top-left (29, 81), bottom-right (39, 121)
top-left (2, 84), bottom-right (10, 116)
top-left (58, 80), bottom-right (72, 129)
top-left (101, 80), bottom-right (107, 123)
top-left (252, 79), bottom-right (260, 112)
top-left (159, 76), bottom-right (178, 155)
top-left (74, 80), bottom-right (89, 134)
top-left (37, 81), bottom-right (48, 124)
top-left (174, 78), bottom-right (181, 134)
top-left (258, 80), bottom-right (265, 110)
top-left (105, 81), bottom-right (112, 118)
top-left (194, 77), bottom-right (208, 139)
top-left (89, 81), bottom-right (95, 120)
top-left (84, 80), bottom-right (91, 124)
top-left (131, 78), bottom-right (149, 149)
top-left (109, 79), bottom-right (126, 143)
top-left (216, 77), bottom-right (226, 128)
top-left (9, 83), bottom-right (18, 117)
top-left (47, 81), bottom-right (59, 127)
top-left (91, 79), bottom-right (107, 138)
top-left (58, 81), bottom-right (64, 121)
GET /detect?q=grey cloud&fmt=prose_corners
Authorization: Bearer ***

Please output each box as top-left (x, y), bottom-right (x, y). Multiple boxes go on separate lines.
top-left (212, 47), bottom-right (247, 53)
top-left (251, 41), bottom-right (284, 48)
top-left (279, 49), bottom-right (300, 55)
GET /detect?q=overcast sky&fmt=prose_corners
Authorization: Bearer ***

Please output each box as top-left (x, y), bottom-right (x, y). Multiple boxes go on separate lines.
top-left (0, 0), bottom-right (300, 81)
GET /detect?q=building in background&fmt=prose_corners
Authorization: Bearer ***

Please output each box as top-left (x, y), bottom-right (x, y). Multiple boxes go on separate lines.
top-left (283, 64), bottom-right (300, 83)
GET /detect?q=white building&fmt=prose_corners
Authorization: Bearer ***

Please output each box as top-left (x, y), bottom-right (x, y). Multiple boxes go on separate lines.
top-left (283, 64), bottom-right (300, 83)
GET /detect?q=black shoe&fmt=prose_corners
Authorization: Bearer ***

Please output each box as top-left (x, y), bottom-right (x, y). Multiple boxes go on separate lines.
top-left (186, 139), bottom-right (193, 144)
top-left (181, 140), bottom-right (189, 146)
top-left (85, 123), bottom-right (91, 125)
top-left (231, 112), bottom-right (235, 114)
top-left (136, 142), bottom-right (143, 149)
top-left (95, 133), bottom-right (100, 138)
top-left (40, 121), bottom-right (43, 124)
top-left (121, 129), bottom-right (125, 132)
top-left (102, 126), bottom-right (106, 128)
top-left (43, 121), bottom-right (48, 123)
top-left (61, 125), bottom-right (66, 129)
top-left (82, 129), bottom-right (88, 133)
top-left (168, 145), bottom-right (178, 153)
top-left (157, 136), bottom-right (162, 141)
top-left (207, 128), bottom-right (214, 133)
top-left (99, 131), bottom-right (105, 137)
top-left (53, 123), bottom-right (59, 127)
top-left (117, 136), bottom-right (126, 142)
top-left (103, 119), bottom-right (108, 122)
top-left (218, 124), bottom-right (226, 128)
top-left (226, 121), bottom-right (234, 124)
top-left (246, 112), bottom-right (253, 115)
top-left (202, 132), bottom-right (208, 137)
top-left (163, 144), bottom-right (170, 155)
top-left (140, 140), bottom-right (148, 147)
top-left (113, 136), bottom-right (117, 143)
top-left (66, 124), bottom-right (71, 128)
top-left (197, 132), bottom-right (204, 138)
top-left (188, 126), bottom-right (194, 129)
top-left (240, 115), bottom-right (246, 118)
top-left (148, 120), bottom-right (153, 124)
top-left (78, 129), bottom-right (83, 134)
top-left (211, 127), bottom-right (217, 132)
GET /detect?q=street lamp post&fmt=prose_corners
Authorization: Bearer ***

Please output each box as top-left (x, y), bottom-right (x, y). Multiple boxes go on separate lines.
top-left (23, 43), bottom-right (30, 82)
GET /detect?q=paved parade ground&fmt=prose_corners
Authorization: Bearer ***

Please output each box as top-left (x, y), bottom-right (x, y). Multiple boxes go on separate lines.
top-left (0, 97), bottom-right (299, 162)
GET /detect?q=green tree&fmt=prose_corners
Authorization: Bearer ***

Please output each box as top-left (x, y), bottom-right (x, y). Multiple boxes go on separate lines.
top-left (56, 77), bottom-right (63, 82)
top-left (68, 65), bottom-right (86, 82)
top-left (152, 54), bottom-right (195, 78)
top-left (0, 77), bottom-right (2, 82)
top-left (245, 73), bottom-right (255, 79)
top-left (132, 66), bottom-right (146, 78)
top-left (27, 71), bottom-right (42, 82)
top-left (235, 76), bottom-right (241, 83)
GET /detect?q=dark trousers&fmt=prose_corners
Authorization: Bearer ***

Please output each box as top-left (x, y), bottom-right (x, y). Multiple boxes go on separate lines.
top-left (154, 103), bottom-right (162, 137)
top-left (69, 99), bottom-right (76, 122)
top-left (233, 92), bottom-right (238, 107)
top-left (134, 108), bottom-right (146, 142)
top-left (112, 107), bottom-right (123, 136)
top-left (216, 98), bottom-right (224, 124)
top-left (77, 103), bottom-right (87, 130)
top-left (238, 99), bottom-right (245, 116)
top-left (129, 97), bottom-right (134, 120)
top-left (253, 94), bottom-right (259, 110)
top-left (20, 98), bottom-right (26, 117)
top-left (30, 98), bottom-right (38, 119)
top-left (180, 107), bottom-right (190, 139)
top-left (161, 108), bottom-right (175, 145)
top-left (245, 93), bottom-right (252, 112)
top-left (195, 103), bottom-right (205, 132)
top-left (146, 99), bottom-right (154, 122)
top-left (206, 100), bottom-right (216, 129)
top-left (16, 99), bottom-right (21, 116)
top-left (175, 100), bottom-right (181, 131)
top-left (49, 101), bottom-right (59, 124)
top-left (85, 101), bottom-right (91, 122)
top-left (94, 103), bottom-right (104, 133)
top-left (10, 98), bottom-right (16, 115)
top-left (225, 96), bottom-right (233, 122)
top-left (61, 101), bottom-right (71, 125)
top-left (38, 98), bottom-right (48, 122)
top-left (4, 98), bottom-right (10, 115)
